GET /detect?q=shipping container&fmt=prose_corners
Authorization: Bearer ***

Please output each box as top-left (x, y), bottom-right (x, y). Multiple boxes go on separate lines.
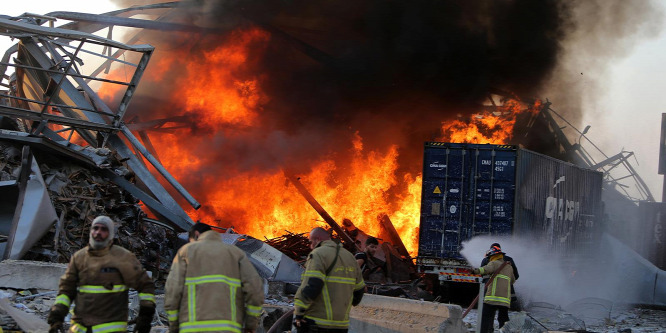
top-left (637, 202), bottom-right (666, 270)
top-left (417, 142), bottom-right (603, 283)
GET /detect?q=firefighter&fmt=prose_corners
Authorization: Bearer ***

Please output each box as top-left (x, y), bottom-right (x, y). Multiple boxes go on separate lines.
top-left (165, 222), bottom-right (264, 333)
top-left (293, 227), bottom-right (365, 333)
top-left (480, 242), bottom-right (520, 313)
top-left (47, 215), bottom-right (156, 333)
top-left (473, 245), bottom-right (516, 333)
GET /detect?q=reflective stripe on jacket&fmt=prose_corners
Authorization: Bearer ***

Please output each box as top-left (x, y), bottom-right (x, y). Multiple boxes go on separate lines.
top-left (55, 245), bottom-right (155, 328)
top-left (294, 240), bottom-right (365, 329)
top-left (164, 230), bottom-right (264, 332)
top-left (70, 321), bottom-right (127, 333)
top-left (479, 259), bottom-right (515, 307)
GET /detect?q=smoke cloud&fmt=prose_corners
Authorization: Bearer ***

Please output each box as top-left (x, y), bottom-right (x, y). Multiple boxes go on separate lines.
top-left (107, 0), bottom-right (663, 233)
top-left (120, 0), bottom-right (664, 166)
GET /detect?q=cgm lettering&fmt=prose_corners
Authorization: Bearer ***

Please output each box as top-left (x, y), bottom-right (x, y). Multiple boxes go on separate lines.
top-left (544, 196), bottom-right (580, 222)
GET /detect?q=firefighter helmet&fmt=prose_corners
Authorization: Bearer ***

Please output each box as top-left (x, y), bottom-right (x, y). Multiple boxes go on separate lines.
top-left (488, 245), bottom-right (504, 256)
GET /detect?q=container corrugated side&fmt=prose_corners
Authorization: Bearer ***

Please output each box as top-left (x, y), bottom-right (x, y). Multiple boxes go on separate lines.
top-left (513, 149), bottom-right (603, 258)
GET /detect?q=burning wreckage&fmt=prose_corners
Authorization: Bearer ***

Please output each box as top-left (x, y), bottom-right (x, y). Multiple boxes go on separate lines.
top-left (0, 2), bottom-right (665, 333)
top-left (0, 7), bottom-right (421, 331)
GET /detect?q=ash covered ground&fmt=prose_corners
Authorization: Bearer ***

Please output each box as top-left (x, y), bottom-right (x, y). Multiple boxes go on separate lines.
top-left (463, 306), bottom-right (666, 333)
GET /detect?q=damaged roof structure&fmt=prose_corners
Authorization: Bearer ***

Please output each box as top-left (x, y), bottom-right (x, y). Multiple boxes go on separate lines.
top-left (0, 1), bottom-right (663, 328)
top-left (0, 4), bottom-right (311, 291)
top-left (0, 5), bottom-right (203, 262)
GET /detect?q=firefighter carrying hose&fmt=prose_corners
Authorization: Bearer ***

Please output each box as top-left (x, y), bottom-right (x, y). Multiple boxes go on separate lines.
top-left (293, 227), bottom-right (365, 333)
top-left (165, 222), bottom-right (264, 333)
top-left (47, 216), bottom-right (156, 333)
top-left (472, 245), bottom-right (516, 333)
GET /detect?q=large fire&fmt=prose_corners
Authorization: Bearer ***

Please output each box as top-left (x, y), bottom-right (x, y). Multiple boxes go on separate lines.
top-left (99, 27), bottom-right (538, 257)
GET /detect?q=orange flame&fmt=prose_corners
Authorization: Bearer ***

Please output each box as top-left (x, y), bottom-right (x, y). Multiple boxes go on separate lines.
top-left (439, 98), bottom-right (539, 144)
top-left (97, 27), bottom-right (538, 258)
top-left (183, 28), bottom-right (270, 128)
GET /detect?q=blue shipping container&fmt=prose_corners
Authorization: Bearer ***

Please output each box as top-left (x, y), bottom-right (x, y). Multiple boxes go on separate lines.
top-left (418, 142), bottom-right (603, 266)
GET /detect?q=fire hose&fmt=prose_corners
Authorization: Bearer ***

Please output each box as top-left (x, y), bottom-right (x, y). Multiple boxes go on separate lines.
top-left (267, 309), bottom-right (294, 333)
top-left (462, 261), bottom-right (510, 318)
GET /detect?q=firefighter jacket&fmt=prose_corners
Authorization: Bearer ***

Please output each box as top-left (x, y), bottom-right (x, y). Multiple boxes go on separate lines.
top-left (54, 245), bottom-right (156, 333)
top-left (164, 230), bottom-right (264, 333)
top-left (294, 240), bottom-right (365, 330)
top-left (478, 258), bottom-right (515, 307)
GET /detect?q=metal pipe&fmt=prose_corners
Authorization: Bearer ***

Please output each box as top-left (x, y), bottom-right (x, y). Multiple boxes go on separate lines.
top-left (267, 309), bottom-right (294, 333)
top-left (0, 105), bottom-right (115, 131)
top-left (48, 11), bottom-right (209, 32)
top-left (475, 282), bottom-right (484, 333)
top-left (0, 61), bottom-right (132, 85)
top-left (15, 291), bottom-right (57, 301)
top-left (284, 170), bottom-right (359, 252)
top-left (378, 213), bottom-right (411, 261)
top-left (0, 92), bottom-right (115, 116)
top-left (120, 125), bottom-right (201, 210)
top-left (462, 261), bottom-right (509, 319)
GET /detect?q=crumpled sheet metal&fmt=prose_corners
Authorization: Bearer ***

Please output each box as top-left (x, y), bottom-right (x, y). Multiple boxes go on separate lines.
top-left (1, 152), bottom-right (58, 259)
top-left (221, 233), bottom-right (304, 283)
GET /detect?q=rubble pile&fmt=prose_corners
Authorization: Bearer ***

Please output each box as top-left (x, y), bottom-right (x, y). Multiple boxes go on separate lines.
top-left (0, 141), bottom-right (178, 282)
top-left (264, 231), bottom-right (311, 263)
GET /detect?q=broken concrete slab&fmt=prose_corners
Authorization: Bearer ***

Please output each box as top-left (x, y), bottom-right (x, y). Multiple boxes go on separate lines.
top-left (350, 294), bottom-right (465, 333)
top-left (518, 302), bottom-right (587, 332)
top-left (564, 297), bottom-right (612, 326)
top-left (0, 298), bottom-right (49, 332)
top-left (0, 260), bottom-right (67, 290)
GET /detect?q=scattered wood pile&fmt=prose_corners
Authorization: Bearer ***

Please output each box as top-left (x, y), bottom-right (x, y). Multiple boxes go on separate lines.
top-left (0, 141), bottom-right (178, 282)
top-left (264, 231), bottom-right (310, 263)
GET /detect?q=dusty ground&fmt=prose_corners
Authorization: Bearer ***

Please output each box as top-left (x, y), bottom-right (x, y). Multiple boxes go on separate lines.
top-left (2, 288), bottom-right (665, 332)
top-left (463, 306), bottom-right (666, 332)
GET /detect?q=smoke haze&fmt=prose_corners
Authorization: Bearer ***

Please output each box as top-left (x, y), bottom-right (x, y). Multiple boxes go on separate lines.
top-left (462, 234), bottom-right (663, 307)
top-left (103, 0), bottom-right (665, 237)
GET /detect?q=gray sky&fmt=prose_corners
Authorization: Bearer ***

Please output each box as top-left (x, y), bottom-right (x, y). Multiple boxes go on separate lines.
top-left (585, 10), bottom-right (666, 200)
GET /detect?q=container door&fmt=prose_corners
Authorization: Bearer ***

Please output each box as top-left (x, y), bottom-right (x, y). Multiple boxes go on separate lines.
top-left (469, 147), bottom-right (516, 238)
top-left (419, 143), bottom-right (518, 261)
top-left (419, 144), bottom-right (468, 259)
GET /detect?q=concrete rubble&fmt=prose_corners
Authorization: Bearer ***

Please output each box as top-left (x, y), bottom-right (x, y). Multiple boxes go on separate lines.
top-left (0, 260), bottom-right (66, 291)
top-left (350, 294), bottom-right (466, 333)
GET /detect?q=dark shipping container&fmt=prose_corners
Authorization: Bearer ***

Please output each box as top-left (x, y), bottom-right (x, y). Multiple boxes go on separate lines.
top-left (417, 142), bottom-right (603, 281)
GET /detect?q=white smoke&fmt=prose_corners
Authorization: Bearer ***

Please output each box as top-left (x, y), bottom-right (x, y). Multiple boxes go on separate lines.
top-left (461, 233), bottom-right (664, 308)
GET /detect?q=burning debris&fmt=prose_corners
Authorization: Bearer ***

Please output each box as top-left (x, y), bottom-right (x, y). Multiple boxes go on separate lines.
top-left (0, 2), bottom-right (664, 332)
top-left (264, 231), bottom-right (310, 263)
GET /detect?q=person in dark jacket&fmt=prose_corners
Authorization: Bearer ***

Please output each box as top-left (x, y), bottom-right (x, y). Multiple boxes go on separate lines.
top-left (355, 237), bottom-right (387, 282)
top-left (473, 245), bottom-right (515, 333)
top-left (479, 243), bottom-right (519, 327)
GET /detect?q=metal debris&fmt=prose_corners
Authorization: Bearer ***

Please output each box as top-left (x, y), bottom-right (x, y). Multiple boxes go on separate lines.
top-left (264, 231), bottom-right (311, 263)
top-left (0, 140), bottom-right (179, 281)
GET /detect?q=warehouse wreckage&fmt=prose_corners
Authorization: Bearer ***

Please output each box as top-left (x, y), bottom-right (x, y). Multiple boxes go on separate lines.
top-left (0, 0), bottom-right (664, 319)
top-left (0, 5), bottom-right (414, 288)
